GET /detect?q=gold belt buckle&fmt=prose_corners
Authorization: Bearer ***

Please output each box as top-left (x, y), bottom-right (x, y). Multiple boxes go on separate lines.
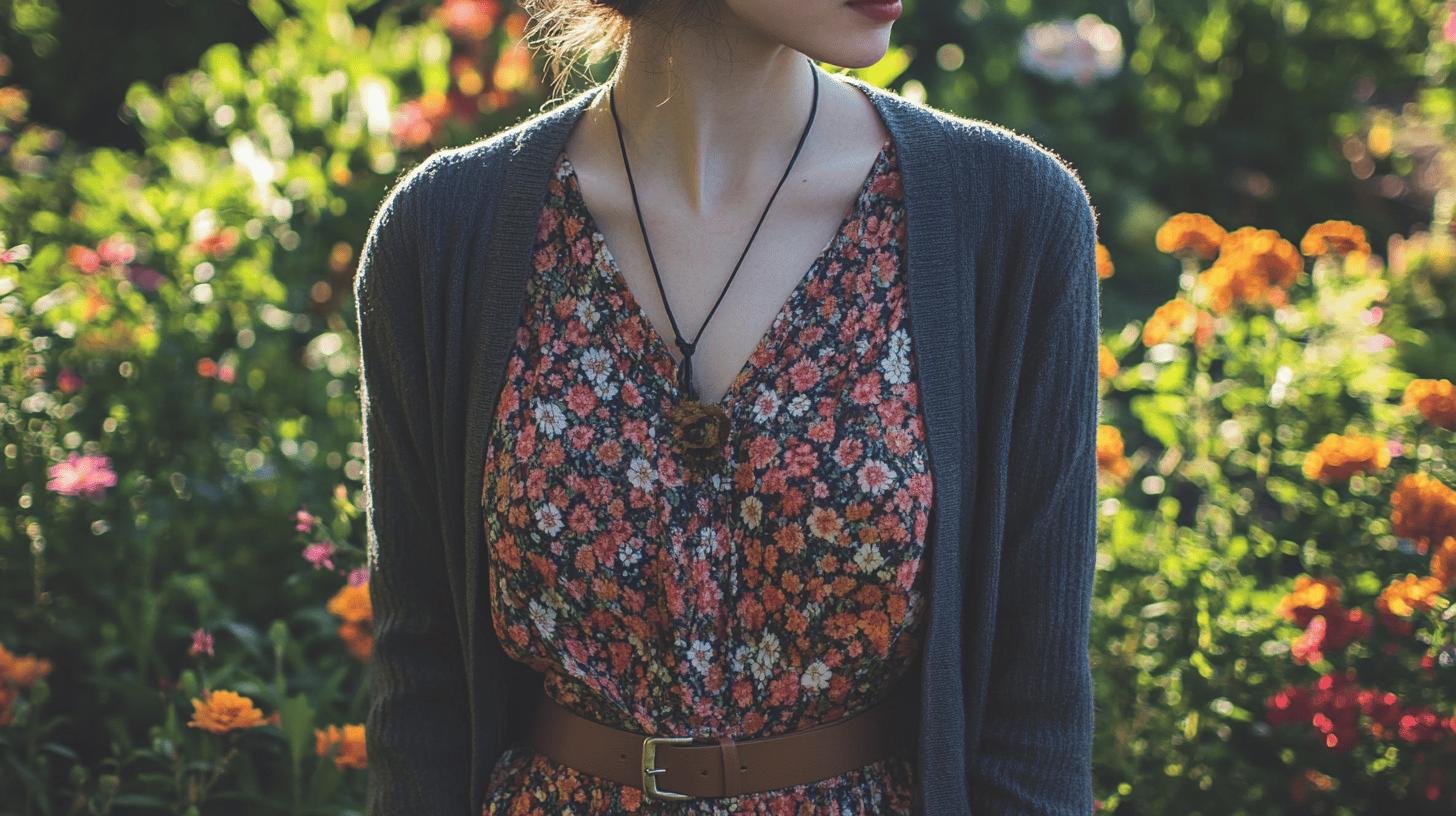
top-left (641, 735), bottom-right (697, 801)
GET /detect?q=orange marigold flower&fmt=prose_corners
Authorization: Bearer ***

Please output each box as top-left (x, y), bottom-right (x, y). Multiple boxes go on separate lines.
top-left (1430, 535), bottom-right (1456, 592)
top-left (0, 643), bottom-right (52, 688)
top-left (1300, 220), bottom-right (1371, 257)
top-left (186, 689), bottom-right (268, 734)
top-left (1098, 343), bottom-right (1119, 379)
top-left (1195, 227), bottom-right (1302, 314)
top-left (1096, 424), bottom-right (1131, 480)
top-left (337, 621), bottom-right (373, 661)
top-left (1155, 213), bottom-right (1227, 260)
top-left (1276, 575), bottom-right (1343, 627)
top-left (1390, 473), bottom-right (1456, 554)
top-left (1096, 243), bottom-right (1115, 279)
top-left (1402, 378), bottom-right (1456, 431)
top-left (326, 581), bottom-right (371, 625)
top-left (1375, 574), bottom-right (1448, 622)
top-left (1142, 297), bottom-right (1199, 347)
top-left (1301, 433), bottom-right (1391, 483)
top-left (314, 723), bottom-right (368, 770)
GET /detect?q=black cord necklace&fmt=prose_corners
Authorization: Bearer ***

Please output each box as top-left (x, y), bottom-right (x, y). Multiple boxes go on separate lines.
top-left (607, 56), bottom-right (820, 476)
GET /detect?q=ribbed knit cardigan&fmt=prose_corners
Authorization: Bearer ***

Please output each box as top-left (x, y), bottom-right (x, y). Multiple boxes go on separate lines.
top-left (353, 72), bottom-right (1101, 816)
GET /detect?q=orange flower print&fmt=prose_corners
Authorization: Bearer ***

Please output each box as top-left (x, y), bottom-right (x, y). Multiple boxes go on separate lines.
top-left (1301, 433), bottom-right (1390, 483)
top-left (187, 689), bottom-right (268, 734)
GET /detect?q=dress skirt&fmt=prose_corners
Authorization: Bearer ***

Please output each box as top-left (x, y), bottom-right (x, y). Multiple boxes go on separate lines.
top-left (479, 135), bottom-right (932, 815)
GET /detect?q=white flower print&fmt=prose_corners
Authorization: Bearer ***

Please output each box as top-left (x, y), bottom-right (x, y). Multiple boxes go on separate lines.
top-left (748, 387), bottom-right (781, 424)
top-left (626, 457), bottom-right (656, 490)
top-left (694, 526), bottom-right (718, 559)
top-left (856, 459), bottom-right (894, 496)
top-left (687, 639), bottom-right (714, 674)
top-left (591, 377), bottom-right (619, 402)
top-left (739, 496), bottom-right (764, 529)
top-left (617, 540), bottom-right (642, 568)
top-left (532, 399), bottom-right (567, 437)
top-left (853, 542), bottom-right (886, 575)
top-left (575, 296), bottom-right (603, 331)
top-left (748, 632), bottom-right (781, 682)
top-left (534, 502), bottom-right (564, 536)
top-left (800, 659), bottom-right (832, 691)
top-left (528, 598), bottom-right (556, 640)
top-left (579, 347), bottom-right (613, 384)
top-left (881, 328), bottom-right (912, 385)
top-left (787, 394), bottom-right (812, 417)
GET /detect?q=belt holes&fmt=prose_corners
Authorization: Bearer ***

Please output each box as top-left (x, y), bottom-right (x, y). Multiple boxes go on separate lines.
top-left (740, 765), bottom-right (747, 772)
top-left (700, 769), bottom-right (708, 775)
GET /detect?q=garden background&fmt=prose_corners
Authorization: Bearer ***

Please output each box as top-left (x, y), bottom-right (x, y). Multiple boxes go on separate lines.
top-left (2, 0), bottom-right (1455, 813)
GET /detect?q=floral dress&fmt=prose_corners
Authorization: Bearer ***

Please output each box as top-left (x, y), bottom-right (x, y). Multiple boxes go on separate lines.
top-left (480, 134), bottom-right (932, 815)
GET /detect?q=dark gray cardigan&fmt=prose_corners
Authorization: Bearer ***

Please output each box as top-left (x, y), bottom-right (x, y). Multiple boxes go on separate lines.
top-left (354, 73), bottom-right (1101, 815)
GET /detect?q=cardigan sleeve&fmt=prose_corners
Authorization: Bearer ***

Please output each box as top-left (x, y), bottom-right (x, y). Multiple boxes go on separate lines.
top-left (354, 171), bottom-right (473, 815)
top-left (968, 164), bottom-right (1100, 815)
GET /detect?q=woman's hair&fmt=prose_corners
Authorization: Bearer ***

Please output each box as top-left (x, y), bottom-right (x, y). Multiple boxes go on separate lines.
top-left (519, 0), bottom-right (723, 98)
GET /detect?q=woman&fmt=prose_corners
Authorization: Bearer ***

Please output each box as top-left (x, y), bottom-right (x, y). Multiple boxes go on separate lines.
top-left (354, 0), bottom-right (1101, 814)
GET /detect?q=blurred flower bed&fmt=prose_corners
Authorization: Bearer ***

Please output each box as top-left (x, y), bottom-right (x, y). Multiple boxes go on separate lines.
top-left (0, 1), bottom-right (1453, 814)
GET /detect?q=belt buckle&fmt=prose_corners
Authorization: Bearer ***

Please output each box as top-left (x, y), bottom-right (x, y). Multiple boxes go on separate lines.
top-left (641, 735), bottom-right (697, 802)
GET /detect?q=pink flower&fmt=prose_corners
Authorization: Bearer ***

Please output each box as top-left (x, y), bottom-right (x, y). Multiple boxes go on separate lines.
top-left (1358, 333), bottom-right (1394, 353)
top-left (96, 235), bottom-right (136, 266)
top-left (294, 507), bottom-right (316, 533)
top-left (0, 242), bottom-right (31, 264)
top-left (303, 541), bottom-right (337, 571)
top-left (347, 567), bottom-right (369, 587)
top-left (56, 368), bottom-right (83, 394)
top-left (1360, 306), bottom-right (1382, 326)
top-left (189, 628), bottom-right (215, 658)
top-left (46, 452), bottom-right (118, 499)
top-left (1446, 5), bottom-right (1456, 43)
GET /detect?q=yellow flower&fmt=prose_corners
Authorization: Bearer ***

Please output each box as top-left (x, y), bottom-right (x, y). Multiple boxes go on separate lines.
top-left (1300, 220), bottom-right (1371, 257)
top-left (1155, 213), bottom-right (1227, 260)
top-left (315, 723), bottom-right (368, 770)
top-left (1301, 433), bottom-right (1390, 483)
top-left (187, 689), bottom-right (267, 734)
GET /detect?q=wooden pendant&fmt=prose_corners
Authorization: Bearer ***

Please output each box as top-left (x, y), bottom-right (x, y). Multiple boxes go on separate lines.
top-left (669, 400), bottom-right (729, 474)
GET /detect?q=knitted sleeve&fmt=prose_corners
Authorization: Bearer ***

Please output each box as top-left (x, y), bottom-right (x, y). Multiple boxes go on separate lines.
top-left (354, 168), bottom-right (472, 815)
top-left (968, 157), bottom-right (1101, 815)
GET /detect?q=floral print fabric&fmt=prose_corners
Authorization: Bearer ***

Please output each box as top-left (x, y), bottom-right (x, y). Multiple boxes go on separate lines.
top-left (480, 135), bottom-right (931, 815)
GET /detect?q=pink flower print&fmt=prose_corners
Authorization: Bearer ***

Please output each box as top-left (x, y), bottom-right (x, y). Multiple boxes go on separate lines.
top-left (294, 507), bottom-right (316, 533)
top-left (347, 566), bottom-right (369, 587)
top-left (46, 452), bottom-right (118, 499)
top-left (189, 628), bottom-right (215, 658)
top-left (303, 541), bottom-right (337, 571)
top-left (56, 368), bottom-right (83, 394)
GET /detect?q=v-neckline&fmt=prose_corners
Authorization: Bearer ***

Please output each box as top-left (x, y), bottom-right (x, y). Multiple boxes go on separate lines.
top-left (559, 135), bottom-right (894, 412)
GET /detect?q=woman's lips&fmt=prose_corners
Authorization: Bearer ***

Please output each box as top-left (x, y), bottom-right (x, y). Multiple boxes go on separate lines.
top-left (847, 0), bottom-right (902, 23)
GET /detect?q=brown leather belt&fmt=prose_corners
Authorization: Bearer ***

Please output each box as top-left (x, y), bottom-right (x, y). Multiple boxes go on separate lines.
top-left (527, 679), bottom-right (916, 802)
